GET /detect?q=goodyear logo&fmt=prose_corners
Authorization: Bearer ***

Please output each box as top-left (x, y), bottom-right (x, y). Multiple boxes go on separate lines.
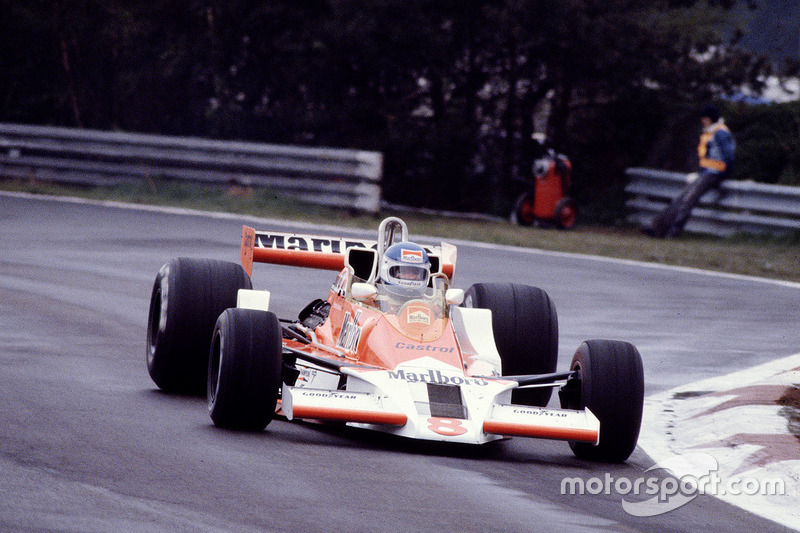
top-left (295, 390), bottom-right (358, 401)
top-left (513, 408), bottom-right (568, 418)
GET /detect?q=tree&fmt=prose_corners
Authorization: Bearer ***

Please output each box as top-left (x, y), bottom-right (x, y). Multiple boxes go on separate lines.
top-left (1, 0), bottom-right (776, 218)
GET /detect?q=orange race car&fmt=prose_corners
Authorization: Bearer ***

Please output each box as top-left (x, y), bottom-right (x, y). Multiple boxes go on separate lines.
top-left (146, 217), bottom-right (643, 462)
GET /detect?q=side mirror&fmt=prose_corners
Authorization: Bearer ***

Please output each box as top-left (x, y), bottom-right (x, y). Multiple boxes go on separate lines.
top-left (351, 282), bottom-right (378, 301)
top-left (446, 288), bottom-right (464, 306)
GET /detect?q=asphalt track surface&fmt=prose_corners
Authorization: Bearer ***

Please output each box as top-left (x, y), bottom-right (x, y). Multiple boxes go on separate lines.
top-left (1, 192), bottom-right (798, 532)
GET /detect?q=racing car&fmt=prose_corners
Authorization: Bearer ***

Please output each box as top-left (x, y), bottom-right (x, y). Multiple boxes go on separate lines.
top-left (146, 217), bottom-right (644, 462)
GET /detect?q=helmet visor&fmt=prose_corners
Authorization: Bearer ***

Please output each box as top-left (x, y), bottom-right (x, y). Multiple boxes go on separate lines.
top-left (389, 265), bottom-right (428, 283)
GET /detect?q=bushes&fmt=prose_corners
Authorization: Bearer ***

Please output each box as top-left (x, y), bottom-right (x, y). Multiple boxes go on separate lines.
top-left (725, 101), bottom-right (800, 185)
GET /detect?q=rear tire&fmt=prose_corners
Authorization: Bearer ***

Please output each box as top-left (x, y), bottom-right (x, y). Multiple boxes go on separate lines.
top-left (561, 340), bottom-right (644, 462)
top-left (208, 308), bottom-right (283, 431)
top-left (462, 283), bottom-right (558, 406)
top-left (146, 257), bottom-right (252, 394)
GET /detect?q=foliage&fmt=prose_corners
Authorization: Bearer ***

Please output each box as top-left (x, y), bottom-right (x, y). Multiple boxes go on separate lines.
top-left (725, 101), bottom-right (800, 185)
top-left (0, 0), bottom-right (788, 218)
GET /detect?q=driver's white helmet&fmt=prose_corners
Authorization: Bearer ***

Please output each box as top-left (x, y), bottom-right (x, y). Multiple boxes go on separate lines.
top-left (380, 242), bottom-right (430, 295)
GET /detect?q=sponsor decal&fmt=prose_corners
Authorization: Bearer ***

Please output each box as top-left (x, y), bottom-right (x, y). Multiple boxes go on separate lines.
top-left (296, 390), bottom-right (358, 401)
top-left (512, 408), bottom-right (568, 418)
top-left (255, 231), bottom-right (375, 254)
top-left (157, 264), bottom-right (170, 333)
top-left (395, 342), bottom-right (454, 353)
top-left (336, 310), bottom-right (362, 353)
top-left (401, 248), bottom-right (424, 263)
top-left (406, 306), bottom-right (431, 325)
top-left (388, 368), bottom-right (489, 387)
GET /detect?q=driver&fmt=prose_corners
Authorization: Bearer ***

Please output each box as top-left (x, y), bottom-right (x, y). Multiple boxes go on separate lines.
top-left (378, 242), bottom-right (431, 299)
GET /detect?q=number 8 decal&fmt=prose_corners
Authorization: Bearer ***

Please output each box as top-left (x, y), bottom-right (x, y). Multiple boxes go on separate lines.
top-left (427, 417), bottom-right (467, 436)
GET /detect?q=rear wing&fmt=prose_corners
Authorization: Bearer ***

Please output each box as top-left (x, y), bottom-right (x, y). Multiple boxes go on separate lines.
top-left (240, 225), bottom-right (456, 280)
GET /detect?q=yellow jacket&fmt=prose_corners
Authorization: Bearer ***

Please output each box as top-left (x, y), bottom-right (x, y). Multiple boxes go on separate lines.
top-left (698, 121), bottom-right (735, 173)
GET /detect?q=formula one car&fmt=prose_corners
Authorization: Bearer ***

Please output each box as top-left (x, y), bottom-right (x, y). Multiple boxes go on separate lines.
top-left (146, 217), bottom-right (644, 462)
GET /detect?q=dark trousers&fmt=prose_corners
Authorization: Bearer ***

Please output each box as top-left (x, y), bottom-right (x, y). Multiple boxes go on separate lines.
top-left (649, 171), bottom-right (724, 237)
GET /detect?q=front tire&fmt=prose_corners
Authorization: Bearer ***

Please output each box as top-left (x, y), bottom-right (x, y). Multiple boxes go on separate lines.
top-left (561, 340), bottom-right (644, 462)
top-left (146, 257), bottom-right (252, 394)
top-left (208, 308), bottom-right (283, 431)
top-left (463, 283), bottom-right (558, 406)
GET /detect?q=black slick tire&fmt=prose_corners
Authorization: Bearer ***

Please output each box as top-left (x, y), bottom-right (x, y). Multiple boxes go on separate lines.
top-left (462, 283), bottom-right (558, 406)
top-left (146, 257), bottom-right (252, 394)
top-left (562, 339), bottom-right (644, 463)
top-left (207, 308), bottom-right (282, 431)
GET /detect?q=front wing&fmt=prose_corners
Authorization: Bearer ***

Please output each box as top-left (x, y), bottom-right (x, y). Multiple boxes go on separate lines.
top-left (281, 357), bottom-right (599, 445)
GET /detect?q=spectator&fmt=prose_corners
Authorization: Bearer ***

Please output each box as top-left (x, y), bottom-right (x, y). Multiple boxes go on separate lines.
top-left (648, 105), bottom-right (736, 238)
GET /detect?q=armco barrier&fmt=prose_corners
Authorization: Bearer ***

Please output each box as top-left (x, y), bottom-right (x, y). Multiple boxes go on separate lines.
top-left (625, 167), bottom-right (800, 237)
top-left (0, 123), bottom-right (383, 213)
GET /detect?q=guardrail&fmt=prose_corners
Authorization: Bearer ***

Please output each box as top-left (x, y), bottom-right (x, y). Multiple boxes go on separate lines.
top-left (0, 123), bottom-right (383, 213)
top-left (625, 168), bottom-right (800, 237)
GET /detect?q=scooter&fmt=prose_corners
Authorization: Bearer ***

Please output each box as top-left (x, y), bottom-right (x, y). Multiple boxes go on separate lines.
top-left (512, 139), bottom-right (578, 229)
